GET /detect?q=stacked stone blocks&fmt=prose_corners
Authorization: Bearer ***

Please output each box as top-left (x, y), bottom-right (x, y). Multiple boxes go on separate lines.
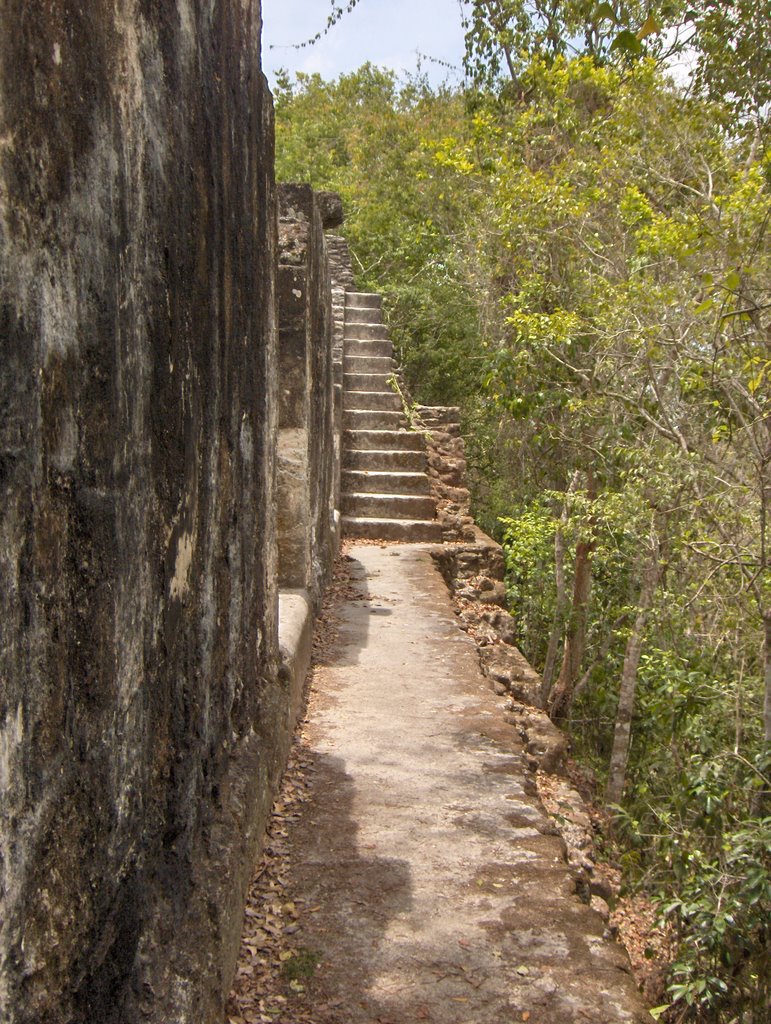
top-left (341, 293), bottom-right (442, 542)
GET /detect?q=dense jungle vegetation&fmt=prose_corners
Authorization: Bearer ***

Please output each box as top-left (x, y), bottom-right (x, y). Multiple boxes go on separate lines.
top-left (274, 3), bottom-right (770, 1020)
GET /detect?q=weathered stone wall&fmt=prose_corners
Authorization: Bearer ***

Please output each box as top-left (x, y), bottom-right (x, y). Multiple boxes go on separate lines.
top-left (326, 230), bottom-right (356, 520)
top-left (420, 404), bottom-right (567, 772)
top-left (414, 405), bottom-right (475, 543)
top-left (0, 4), bottom-right (282, 1022)
top-left (276, 184), bottom-right (335, 604)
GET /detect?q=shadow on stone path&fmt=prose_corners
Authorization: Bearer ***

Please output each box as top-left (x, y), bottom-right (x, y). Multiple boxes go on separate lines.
top-left (230, 544), bottom-right (651, 1024)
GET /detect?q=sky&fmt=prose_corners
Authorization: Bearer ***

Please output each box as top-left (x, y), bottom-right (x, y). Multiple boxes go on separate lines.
top-left (261, 0), bottom-right (468, 88)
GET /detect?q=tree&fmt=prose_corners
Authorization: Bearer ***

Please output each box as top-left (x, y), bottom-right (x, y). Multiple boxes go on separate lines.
top-left (606, 525), bottom-right (661, 803)
top-left (548, 471), bottom-right (596, 721)
top-left (274, 66), bottom-right (485, 405)
top-left (273, 24), bottom-right (770, 1011)
top-left (682, 0), bottom-right (771, 138)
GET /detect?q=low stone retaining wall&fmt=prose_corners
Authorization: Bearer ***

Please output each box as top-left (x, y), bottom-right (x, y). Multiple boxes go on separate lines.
top-left (413, 405), bottom-right (476, 543)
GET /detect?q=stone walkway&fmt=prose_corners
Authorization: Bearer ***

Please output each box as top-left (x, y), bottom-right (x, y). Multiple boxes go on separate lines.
top-left (232, 544), bottom-right (651, 1024)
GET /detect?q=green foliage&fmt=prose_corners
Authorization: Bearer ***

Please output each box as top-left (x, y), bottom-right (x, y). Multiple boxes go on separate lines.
top-left (500, 502), bottom-right (559, 659)
top-left (274, 66), bottom-right (484, 405)
top-left (458, 49), bottom-right (770, 1018)
top-left (275, 9), bottom-right (770, 1014)
top-left (460, 0), bottom-right (683, 89)
top-left (280, 947), bottom-right (322, 982)
top-left (623, 752), bottom-right (771, 1020)
top-left (687, 0), bottom-right (771, 135)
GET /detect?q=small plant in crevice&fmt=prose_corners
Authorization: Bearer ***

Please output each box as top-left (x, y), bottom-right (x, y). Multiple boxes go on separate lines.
top-left (386, 372), bottom-right (432, 440)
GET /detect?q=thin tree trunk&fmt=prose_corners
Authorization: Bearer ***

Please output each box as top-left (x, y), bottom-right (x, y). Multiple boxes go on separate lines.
top-left (540, 522), bottom-right (567, 703)
top-left (540, 476), bottom-right (579, 705)
top-left (549, 471), bottom-right (596, 722)
top-left (487, 0), bottom-right (518, 82)
top-left (606, 539), bottom-right (660, 804)
top-left (751, 609), bottom-right (771, 816)
top-left (733, 659), bottom-right (745, 757)
top-left (763, 611), bottom-right (771, 745)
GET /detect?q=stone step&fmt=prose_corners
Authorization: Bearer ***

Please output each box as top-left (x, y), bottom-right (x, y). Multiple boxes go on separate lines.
top-left (345, 355), bottom-right (396, 374)
top-left (415, 405), bottom-right (462, 424)
top-left (346, 308), bottom-right (383, 326)
top-left (344, 323), bottom-right (390, 342)
top-left (340, 287), bottom-right (442, 545)
top-left (342, 492), bottom-right (436, 520)
top-left (344, 448), bottom-right (428, 472)
top-left (344, 429), bottom-right (426, 452)
top-left (342, 470), bottom-right (431, 496)
top-left (344, 390), bottom-right (402, 412)
top-left (344, 409), bottom-right (408, 431)
top-left (344, 338), bottom-right (393, 358)
top-left (344, 372), bottom-right (394, 393)
top-left (345, 292), bottom-right (381, 310)
top-left (342, 516), bottom-right (442, 543)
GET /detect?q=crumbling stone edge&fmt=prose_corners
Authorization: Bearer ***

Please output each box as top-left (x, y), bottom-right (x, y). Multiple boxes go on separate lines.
top-left (428, 530), bottom-right (623, 923)
top-left (372, 318), bottom-right (641, 969)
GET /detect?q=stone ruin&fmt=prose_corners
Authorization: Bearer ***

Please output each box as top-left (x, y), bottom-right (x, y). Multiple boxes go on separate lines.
top-left (0, 4), bottom-right (348, 1019)
top-left (0, 4), bottom-right (562, 1022)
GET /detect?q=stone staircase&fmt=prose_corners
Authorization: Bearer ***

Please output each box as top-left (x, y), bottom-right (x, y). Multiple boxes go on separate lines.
top-left (342, 292), bottom-right (442, 542)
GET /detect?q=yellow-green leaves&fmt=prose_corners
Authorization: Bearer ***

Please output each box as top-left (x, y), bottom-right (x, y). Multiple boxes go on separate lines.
top-left (504, 308), bottom-right (582, 346)
top-left (724, 269), bottom-right (741, 292)
top-left (636, 13), bottom-right (661, 41)
top-left (595, 2), bottom-right (618, 24)
top-left (610, 30), bottom-right (643, 55)
top-left (620, 186), bottom-right (653, 227)
top-left (746, 358), bottom-right (769, 396)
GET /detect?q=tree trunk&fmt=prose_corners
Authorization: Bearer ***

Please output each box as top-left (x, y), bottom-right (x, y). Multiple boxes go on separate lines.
top-left (540, 523), bottom-right (567, 703)
top-left (751, 609), bottom-right (771, 815)
top-left (734, 655), bottom-right (744, 756)
top-left (606, 539), bottom-right (660, 804)
top-left (540, 481), bottom-right (576, 705)
top-left (548, 472), bottom-right (596, 722)
top-left (480, 0), bottom-right (519, 83)
top-left (764, 610), bottom-right (771, 746)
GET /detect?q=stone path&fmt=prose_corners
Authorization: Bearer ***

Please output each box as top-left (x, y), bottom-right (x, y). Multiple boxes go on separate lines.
top-left (234, 544), bottom-right (651, 1024)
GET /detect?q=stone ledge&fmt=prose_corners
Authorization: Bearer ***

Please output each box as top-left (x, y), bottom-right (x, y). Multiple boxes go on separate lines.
top-left (278, 589), bottom-right (315, 726)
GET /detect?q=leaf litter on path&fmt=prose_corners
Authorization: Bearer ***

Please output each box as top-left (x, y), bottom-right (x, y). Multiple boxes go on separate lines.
top-left (226, 555), bottom-right (362, 1024)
